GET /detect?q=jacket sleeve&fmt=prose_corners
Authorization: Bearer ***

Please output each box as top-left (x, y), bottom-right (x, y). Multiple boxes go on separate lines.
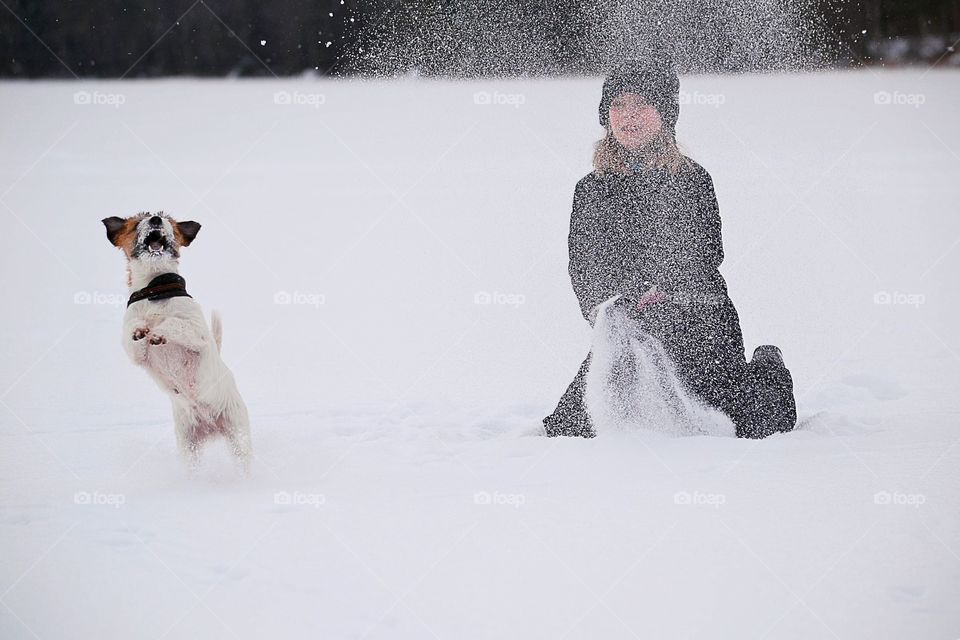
top-left (691, 169), bottom-right (724, 272)
top-left (567, 177), bottom-right (635, 322)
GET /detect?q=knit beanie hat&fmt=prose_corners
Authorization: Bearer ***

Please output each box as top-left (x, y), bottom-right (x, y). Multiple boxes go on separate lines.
top-left (599, 59), bottom-right (681, 132)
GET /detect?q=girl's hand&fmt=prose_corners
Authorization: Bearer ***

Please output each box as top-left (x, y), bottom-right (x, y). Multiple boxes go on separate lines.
top-left (636, 284), bottom-right (667, 311)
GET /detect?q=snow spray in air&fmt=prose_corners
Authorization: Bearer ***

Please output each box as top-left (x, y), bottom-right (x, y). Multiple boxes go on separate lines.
top-left (583, 296), bottom-right (735, 437)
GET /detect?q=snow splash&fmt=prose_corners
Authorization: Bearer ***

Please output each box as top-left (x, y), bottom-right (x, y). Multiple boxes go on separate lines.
top-left (583, 296), bottom-right (735, 437)
top-left (348, 0), bottom-right (827, 77)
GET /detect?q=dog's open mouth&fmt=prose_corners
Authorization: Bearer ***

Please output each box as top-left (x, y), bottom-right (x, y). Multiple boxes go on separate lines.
top-left (144, 230), bottom-right (168, 254)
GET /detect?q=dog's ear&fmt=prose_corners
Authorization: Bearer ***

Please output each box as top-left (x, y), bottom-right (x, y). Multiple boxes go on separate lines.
top-left (176, 221), bottom-right (201, 246)
top-left (102, 217), bottom-right (127, 246)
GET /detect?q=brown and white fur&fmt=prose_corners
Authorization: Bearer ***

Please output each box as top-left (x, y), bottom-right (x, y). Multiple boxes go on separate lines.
top-left (103, 212), bottom-right (251, 470)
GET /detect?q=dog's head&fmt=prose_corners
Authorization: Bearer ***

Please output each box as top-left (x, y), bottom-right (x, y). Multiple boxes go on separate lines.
top-left (102, 212), bottom-right (200, 262)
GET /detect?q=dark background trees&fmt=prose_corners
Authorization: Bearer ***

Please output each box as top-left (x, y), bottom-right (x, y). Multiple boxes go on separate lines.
top-left (1, 0), bottom-right (957, 78)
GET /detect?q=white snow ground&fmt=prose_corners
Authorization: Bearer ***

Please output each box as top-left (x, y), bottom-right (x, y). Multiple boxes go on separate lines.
top-left (1, 70), bottom-right (958, 639)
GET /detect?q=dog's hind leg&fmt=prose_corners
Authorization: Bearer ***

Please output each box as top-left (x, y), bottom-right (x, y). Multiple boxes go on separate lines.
top-left (173, 410), bottom-right (203, 471)
top-left (220, 411), bottom-right (252, 475)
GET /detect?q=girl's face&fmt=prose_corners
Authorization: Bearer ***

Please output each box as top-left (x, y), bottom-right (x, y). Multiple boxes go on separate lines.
top-left (609, 92), bottom-right (663, 151)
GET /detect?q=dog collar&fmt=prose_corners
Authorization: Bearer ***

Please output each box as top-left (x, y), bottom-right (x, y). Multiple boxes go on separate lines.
top-left (127, 273), bottom-right (192, 307)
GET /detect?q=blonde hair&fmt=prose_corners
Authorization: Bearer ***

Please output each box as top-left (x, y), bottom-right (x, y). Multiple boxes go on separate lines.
top-left (592, 127), bottom-right (689, 175)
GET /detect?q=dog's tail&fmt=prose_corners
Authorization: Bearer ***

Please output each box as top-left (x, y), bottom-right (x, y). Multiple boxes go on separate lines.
top-left (211, 311), bottom-right (223, 353)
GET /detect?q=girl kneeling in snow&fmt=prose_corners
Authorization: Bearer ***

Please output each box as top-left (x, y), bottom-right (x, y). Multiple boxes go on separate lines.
top-left (543, 60), bottom-right (797, 439)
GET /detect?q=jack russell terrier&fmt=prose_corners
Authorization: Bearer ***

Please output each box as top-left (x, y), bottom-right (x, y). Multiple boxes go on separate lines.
top-left (102, 212), bottom-right (251, 469)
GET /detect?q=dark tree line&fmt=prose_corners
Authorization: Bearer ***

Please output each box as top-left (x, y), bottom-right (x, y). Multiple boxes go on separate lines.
top-left (0, 0), bottom-right (361, 78)
top-left (1, 0), bottom-right (957, 78)
top-left (822, 0), bottom-right (960, 65)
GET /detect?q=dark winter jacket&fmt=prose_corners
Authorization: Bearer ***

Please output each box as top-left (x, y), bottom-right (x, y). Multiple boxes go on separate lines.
top-left (567, 159), bottom-right (750, 413)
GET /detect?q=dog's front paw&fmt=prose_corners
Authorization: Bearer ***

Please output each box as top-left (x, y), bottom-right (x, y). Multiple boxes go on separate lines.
top-left (132, 327), bottom-right (150, 341)
top-left (148, 334), bottom-right (167, 346)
